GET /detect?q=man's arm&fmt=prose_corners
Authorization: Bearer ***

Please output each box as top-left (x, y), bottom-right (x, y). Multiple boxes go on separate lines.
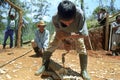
top-left (14, 9), bottom-right (17, 19)
top-left (8, 7), bottom-right (12, 16)
top-left (111, 22), bottom-right (120, 32)
top-left (112, 25), bottom-right (120, 32)
top-left (43, 30), bottom-right (50, 51)
top-left (34, 30), bottom-right (42, 48)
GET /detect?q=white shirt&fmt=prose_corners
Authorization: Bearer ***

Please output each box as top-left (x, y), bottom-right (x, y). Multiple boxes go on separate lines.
top-left (34, 29), bottom-right (50, 49)
top-left (111, 22), bottom-right (120, 34)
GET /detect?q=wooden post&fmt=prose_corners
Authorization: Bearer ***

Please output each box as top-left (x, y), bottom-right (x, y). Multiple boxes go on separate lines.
top-left (17, 11), bottom-right (23, 48)
top-left (105, 14), bottom-right (109, 50)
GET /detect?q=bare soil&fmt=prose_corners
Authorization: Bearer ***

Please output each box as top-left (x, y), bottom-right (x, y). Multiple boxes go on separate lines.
top-left (0, 44), bottom-right (120, 80)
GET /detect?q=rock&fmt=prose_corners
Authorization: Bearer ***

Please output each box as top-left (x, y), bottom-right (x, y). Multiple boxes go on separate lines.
top-left (63, 75), bottom-right (83, 80)
top-left (6, 74), bottom-right (12, 79)
top-left (0, 68), bottom-right (7, 74)
top-left (7, 52), bottom-right (14, 55)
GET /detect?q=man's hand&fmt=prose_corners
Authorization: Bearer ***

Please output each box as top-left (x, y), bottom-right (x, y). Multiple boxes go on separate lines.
top-left (56, 30), bottom-right (70, 40)
top-left (70, 32), bottom-right (84, 38)
top-left (113, 27), bottom-right (118, 32)
top-left (41, 48), bottom-right (45, 53)
top-left (63, 39), bottom-right (71, 52)
top-left (39, 48), bottom-right (44, 53)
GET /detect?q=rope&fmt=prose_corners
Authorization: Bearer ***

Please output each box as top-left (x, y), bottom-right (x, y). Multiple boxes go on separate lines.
top-left (0, 49), bottom-right (32, 68)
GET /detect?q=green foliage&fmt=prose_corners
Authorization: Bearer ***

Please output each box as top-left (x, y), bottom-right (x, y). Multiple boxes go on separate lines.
top-left (0, 22), bottom-right (5, 30)
top-left (92, 5), bottom-right (119, 16)
top-left (45, 22), bottom-right (55, 41)
top-left (46, 22), bottom-right (55, 35)
top-left (87, 19), bottom-right (99, 29)
top-left (0, 32), bottom-right (3, 44)
top-left (92, 6), bottom-right (101, 16)
top-left (0, 0), bottom-right (7, 7)
top-left (0, 9), bottom-right (6, 31)
top-left (31, 0), bottom-right (51, 20)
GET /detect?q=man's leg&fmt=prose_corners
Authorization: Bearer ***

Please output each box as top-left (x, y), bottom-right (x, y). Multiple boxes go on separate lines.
top-left (111, 41), bottom-right (118, 56)
top-left (9, 30), bottom-right (14, 48)
top-left (111, 33), bottom-right (117, 56)
top-left (35, 51), bottom-right (52, 76)
top-left (77, 38), bottom-right (91, 80)
top-left (35, 38), bottom-right (60, 76)
top-left (31, 40), bottom-right (42, 57)
top-left (33, 47), bottom-right (42, 57)
top-left (79, 54), bottom-right (90, 80)
top-left (3, 30), bottom-right (9, 49)
top-left (115, 34), bottom-right (120, 56)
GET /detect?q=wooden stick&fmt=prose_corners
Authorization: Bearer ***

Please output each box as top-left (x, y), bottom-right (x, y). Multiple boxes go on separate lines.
top-left (88, 35), bottom-right (93, 50)
top-left (105, 14), bottom-right (109, 50)
top-left (0, 49), bottom-right (32, 68)
top-left (5, 0), bottom-right (22, 11)
top-left (108, 25), bottom-right (112, 51)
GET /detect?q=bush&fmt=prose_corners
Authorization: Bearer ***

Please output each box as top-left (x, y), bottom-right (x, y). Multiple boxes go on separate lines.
top-left (87, 19), bottom-right (99, 29)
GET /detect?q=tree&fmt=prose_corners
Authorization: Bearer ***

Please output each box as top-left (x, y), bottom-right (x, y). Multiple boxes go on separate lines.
top-left (110, 0), bottom-right (117, 14)
top-left (80, 0), bottom-right (84, 11)
top-left (0, 0), bottom-right (7, 30)
top-left (31, 0), bottom-right (50, 22)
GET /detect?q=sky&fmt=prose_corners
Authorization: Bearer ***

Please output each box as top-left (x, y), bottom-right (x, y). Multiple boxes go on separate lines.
top-left (1, 0), bottom-right (120, 22)
top-left (42, 0), bottom-right (120, 22)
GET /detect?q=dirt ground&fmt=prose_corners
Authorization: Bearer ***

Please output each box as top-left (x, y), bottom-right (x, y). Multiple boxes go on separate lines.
top-left (0, 44), bottom-right (120, 80)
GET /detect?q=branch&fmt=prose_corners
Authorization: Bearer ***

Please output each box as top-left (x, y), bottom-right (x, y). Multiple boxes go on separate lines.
top-left (5, 0), bottom-right (22, 11)
top-left (109, 11), bottom-right (120, 19)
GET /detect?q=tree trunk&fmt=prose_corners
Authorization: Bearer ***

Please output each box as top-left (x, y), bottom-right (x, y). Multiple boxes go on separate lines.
top-left (17, 11), bottom-right (23, 48)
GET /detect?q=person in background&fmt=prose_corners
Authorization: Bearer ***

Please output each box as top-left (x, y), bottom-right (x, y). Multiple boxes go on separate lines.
top-left (97, 8), bottom-right (107, 26)
top-left (110, 15), bottom-right (120, 56)
top-left (97, 8), bottom-right (108, 49)
top-left (35, 1), bottom-right (91, 80)
top-left (3, 7), bottom-right (17, 49)
top-left (31, 20), bottom-right (50, 57)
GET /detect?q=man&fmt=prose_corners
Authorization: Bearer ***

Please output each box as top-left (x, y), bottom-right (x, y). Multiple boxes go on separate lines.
top-left (3, 7), bottom-right (17, 49)
top-left (97, 8), bottom-right (107, 26)
top-left (110, 15), bottom-right (120, 56)
top-left (35, 1), bottom-right (91, 80)
top-left (97, 8), bottom-right (108, 49)
top-left (31, 20), bottom-right (50, 57)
